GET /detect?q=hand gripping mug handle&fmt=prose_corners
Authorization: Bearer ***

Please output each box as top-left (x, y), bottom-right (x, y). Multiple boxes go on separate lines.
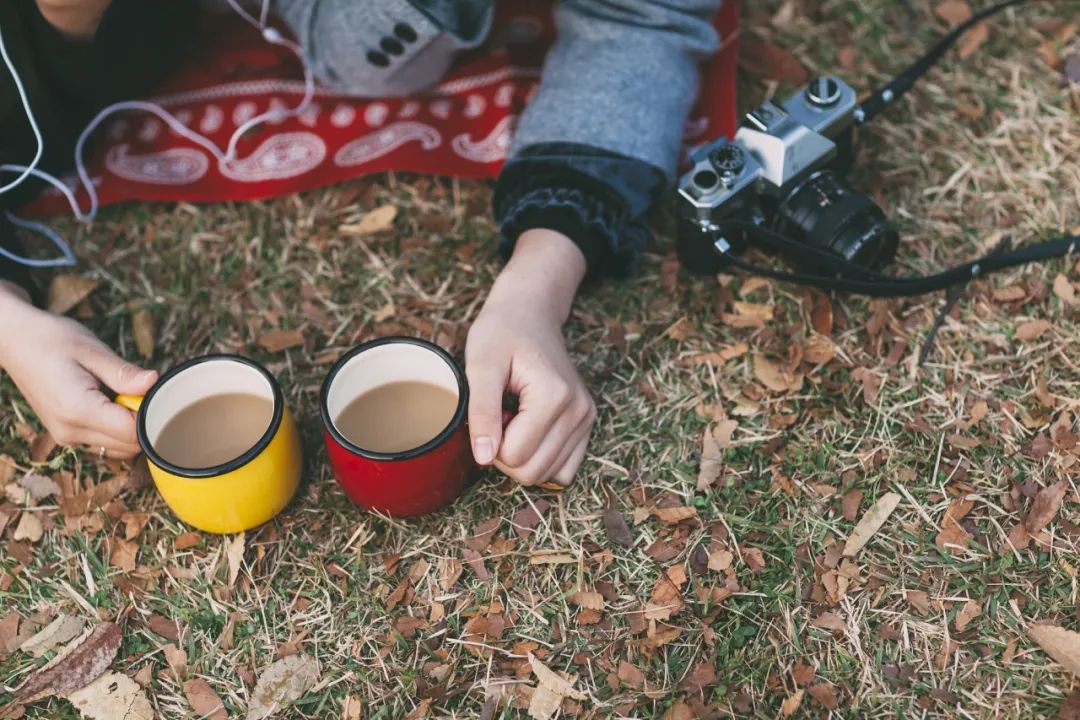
top-left (114, 394), bottom-right (144, 412)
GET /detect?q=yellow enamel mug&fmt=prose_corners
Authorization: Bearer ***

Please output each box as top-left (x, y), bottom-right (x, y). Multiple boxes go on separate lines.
top-left (115, 355), bottom-right (302, 534)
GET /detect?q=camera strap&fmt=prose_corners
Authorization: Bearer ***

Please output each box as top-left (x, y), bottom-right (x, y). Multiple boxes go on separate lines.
top-left (714, 220), bottom-right (1079, 298)
top-left (718, 0), bottom-right (1078, 298)
top-left (855, 0), bottom-right (1032, 124)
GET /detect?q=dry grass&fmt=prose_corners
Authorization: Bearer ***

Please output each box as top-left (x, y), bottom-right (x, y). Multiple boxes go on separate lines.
top-left (2, 1), bottom-right (1080, 717)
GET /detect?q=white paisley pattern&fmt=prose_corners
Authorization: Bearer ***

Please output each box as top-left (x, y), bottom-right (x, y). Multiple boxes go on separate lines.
top-left (105, 145), bottom-right (210, 185)
top-left (330, 104), bottom-right (356, 128)
top-left (464, 94), bottom-right (486, 118)
top-left (200, 105), bottom-right (225, 134)
top-left (364, 103), bottom-right (390, 128)
top-left (219, 132), bottom-right (327, 182)
top-left (451, 116), bottom-right (515, 164)
top-left (233, 101), bottom-right (258, 126)
top-left (137, 119), bottom-right (162, 143)
top-left (334, 122), bottom-right (442, 167)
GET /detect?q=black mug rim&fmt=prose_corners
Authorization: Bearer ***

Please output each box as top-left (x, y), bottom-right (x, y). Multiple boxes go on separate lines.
top-left (136, 354), bottom-right (284, 479)
top-left (320, 336), bottom-right (468, 461)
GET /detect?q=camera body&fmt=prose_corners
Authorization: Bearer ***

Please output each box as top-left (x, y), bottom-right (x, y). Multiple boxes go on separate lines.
top-left (677, 77), bottom-right (898, 274)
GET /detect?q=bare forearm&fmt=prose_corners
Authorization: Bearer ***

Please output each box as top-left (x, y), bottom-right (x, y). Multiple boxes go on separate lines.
top-left (0, 280), bottom-right (32, 308)
top-left (489, 229), bottom-right (586, 325)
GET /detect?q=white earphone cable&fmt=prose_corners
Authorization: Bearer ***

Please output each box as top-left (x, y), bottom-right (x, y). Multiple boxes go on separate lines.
top-left (0, 24), bottom-right (44, 195)
top-left (0, 0), bottom-right (314, 267)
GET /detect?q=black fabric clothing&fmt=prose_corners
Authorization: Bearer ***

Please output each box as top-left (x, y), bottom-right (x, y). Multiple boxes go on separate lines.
top-left (493, 142), bottom-right (667, 278)
top-left (0, 0), bottom-right (197, 296)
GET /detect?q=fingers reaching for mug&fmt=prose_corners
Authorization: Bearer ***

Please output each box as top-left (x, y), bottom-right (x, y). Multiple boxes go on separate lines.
top-left (466, 310), bottom-right (594, 486)
top-left (0, 306), bottom-right (155, 459)
top-left (495, 376), bottom-right (595, 486)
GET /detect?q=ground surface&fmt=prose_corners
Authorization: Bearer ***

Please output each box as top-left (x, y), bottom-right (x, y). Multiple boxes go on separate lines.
top-left (2, 1), bottom-right (1080, 718)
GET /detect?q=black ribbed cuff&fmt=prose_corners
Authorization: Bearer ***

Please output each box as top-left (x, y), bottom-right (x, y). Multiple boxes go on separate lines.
top-left (493, 143), bottom-right (665, 279)
top-left (494, 182), bottom-right (645, 278)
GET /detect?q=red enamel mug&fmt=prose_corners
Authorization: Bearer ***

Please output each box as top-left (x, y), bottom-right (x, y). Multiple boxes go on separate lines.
top-left (319, 337), bottom-right (474, 516)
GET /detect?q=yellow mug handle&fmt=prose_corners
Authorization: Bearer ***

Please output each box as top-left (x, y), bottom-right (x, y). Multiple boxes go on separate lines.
top-left (115, 394), bottom-right (144, 412)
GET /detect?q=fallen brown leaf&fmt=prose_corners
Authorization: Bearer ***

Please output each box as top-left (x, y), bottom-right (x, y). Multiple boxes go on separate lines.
top-left (841, 489), bottom-right (863, 522)
top-left (907, 591), bottom-right (933, 613)
top-left (958, 21), bottom-right (989, 59)
top-left (935, 497), bottom-right (974, 555)
top-left (164, 643), bottom-right (188, 679)
top-left (569, 591), bottom-right (604, 611)
top-left (680, 662), bottom-right (717, 694)
top-left (16, 474), bottom-right (59, 502)
top-left (617, 660), bottom-right (645, 689)
top-left (16, 623), bottom-right (122, 703)
top-left (66, 671), bottom-right (154, 720)
top-left (466, 517), bottom-right (502, 552)
top-left (174, 532), bottom-right (202, 550)
top-left (602, 491), bottom-right (634, 548)
top-left (1016, 319), bottom-right (1052, 342)
top-left (257, 329), bottom-right (305, 353)
top-left (697, 424), bottom-right (726, 492)
top-left (462, 548), bottom-right (491, 580)
top-left (1009, 481), bottom-right (1068, 549)
top-left (110, 538), bottom-right (137, 573)
top-left (13, 513), bottom-right (43, 543)
top-left (130, 306), bottom-right (156, 360)
top-left (807, 681), bottom-right (840, 710)
top-left (47, 276), bottom-right (99, 315)
top-left (19, 615), bottom-right (85, 657)
top-left (343, 204), bottom-right (398, 236)
top-left (645, 573), bottom-right (685, 620)
top-left (145, 615), bottom-right (180, 641)
top-left (247, 654), bottom-right (320, 720)
top-left (1029, 623), bottom-right (1080, 677)
top-left (955, 600), bottom-right (981, 632)
top-left (0, 612), bottom-right (18, 656)
top-left (754, 354), bottom-right (803, 393)
top-left (811, 612), bottom-right (846, 633)
top-left (743, 547), bottom-right (767, 572)
top-left (803, 333), bottom-right (836, 365)
top-left (654, 506), bottom-right (698, 524)
top-left (935, 0), bottom-right (972, 26)
top-left (1054, 275), bottom-right (1077, 305)
top-left (843, 492), bottom-right (901, 556)
top-left (342, 694), bottom-right (363, 720)
top-left (183, 677), bottom-right (227, 720)
top-left (528, 653), bottom-right (585, 720)
top-left (780, 690), bottom-right (805, 716)
top-left (661, 702), bottom-right (695, 720)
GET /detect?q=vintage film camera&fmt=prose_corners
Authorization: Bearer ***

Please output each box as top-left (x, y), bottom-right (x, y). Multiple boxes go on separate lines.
top-left (677, 77), bottom-right (900, 275)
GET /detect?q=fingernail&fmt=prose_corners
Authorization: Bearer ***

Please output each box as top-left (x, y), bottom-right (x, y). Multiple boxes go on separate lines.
top-left (473, 437), bottom-right (494, 464)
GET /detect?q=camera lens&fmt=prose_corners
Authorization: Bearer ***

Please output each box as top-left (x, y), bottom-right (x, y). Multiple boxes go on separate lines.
top-left (775, 171), bottom-right (898, 269)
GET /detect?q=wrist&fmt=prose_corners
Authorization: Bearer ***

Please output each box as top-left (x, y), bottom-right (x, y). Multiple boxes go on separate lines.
top-left (0, 280), bottom-right (32, 307)
top-left (0, 283), bottom-right (39, 365)
top-left (489, 229), bottom-right (585, 323)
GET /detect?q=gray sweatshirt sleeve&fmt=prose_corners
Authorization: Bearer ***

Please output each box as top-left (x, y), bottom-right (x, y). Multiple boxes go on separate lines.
top-left (494, 0), bottom-right (722, 277)
top-left (510, 0), bottom-right (721, 181)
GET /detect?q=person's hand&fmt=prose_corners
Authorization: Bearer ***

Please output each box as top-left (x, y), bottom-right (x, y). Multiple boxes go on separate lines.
top-left (35, 0), bottom-right (112, 38)
top-left (465, 229), bottom-right (595, 486)
top-left (0, 281), bottom-right (157, 458)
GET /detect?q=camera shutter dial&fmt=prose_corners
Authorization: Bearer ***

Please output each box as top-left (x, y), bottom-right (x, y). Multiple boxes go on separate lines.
top-left (709, 144), bottom-right (746, 187)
